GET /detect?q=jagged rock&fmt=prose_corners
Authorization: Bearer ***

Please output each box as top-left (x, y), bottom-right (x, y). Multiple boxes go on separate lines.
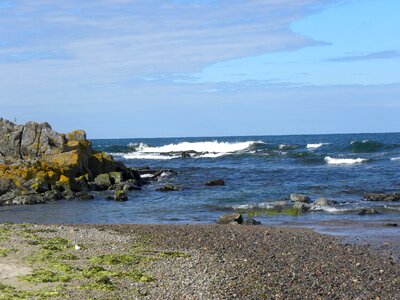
top-left (0, 118), bottom-right (138, 205)
top-left (205, 179), bottom-right (225, 186)
top-left (43, 190), bottom-right (62, 201)
top-left (218, 213), bottom-right (243, 225)
top-left (290, 193), bottom-right (311, 203)
top-left (364, 193), bottom-right (400, 202)
top-left (114, 190), bottom-right (128, 201)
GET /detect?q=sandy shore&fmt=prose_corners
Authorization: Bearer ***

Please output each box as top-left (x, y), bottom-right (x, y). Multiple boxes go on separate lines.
top-left (0, 223), bottom-right (399, 299)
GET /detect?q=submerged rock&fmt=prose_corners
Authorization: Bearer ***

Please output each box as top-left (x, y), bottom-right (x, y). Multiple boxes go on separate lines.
top-left (157, 184), bottom-right (181, 192)
top-left (290, 193), bottom-right (311, 203)
top-left (218, 213), bottom-right (243, 225)
top-left (364, 193), bottom-right (400, 202)
top-left (358, 208), bottom-right (379, 215)
top-left (205, 179), bottom-right (225, 187)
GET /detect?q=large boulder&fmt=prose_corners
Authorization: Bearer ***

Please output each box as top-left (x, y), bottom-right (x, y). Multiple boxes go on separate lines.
top-left (218, 213), bottom-right (243, 225)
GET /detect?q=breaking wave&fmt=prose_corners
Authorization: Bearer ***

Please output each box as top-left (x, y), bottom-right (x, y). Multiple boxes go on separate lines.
top-left (307, 143), bottom-right (329, 149)
top-left (324, 156), bottom-right (369, 165)
top-left (115, 140), bottom-right (264, 160)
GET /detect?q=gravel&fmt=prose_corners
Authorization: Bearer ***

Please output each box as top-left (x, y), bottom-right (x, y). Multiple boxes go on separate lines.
top-left (1, 223), bottom-right (399, 299)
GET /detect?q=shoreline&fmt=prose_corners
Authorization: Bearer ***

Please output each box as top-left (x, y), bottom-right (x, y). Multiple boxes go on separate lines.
top-left (1, 223), bottom-right (399, 299)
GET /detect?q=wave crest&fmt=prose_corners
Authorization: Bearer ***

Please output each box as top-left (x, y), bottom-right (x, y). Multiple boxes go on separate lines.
top-left (324, 156), bottom-right (369, 165)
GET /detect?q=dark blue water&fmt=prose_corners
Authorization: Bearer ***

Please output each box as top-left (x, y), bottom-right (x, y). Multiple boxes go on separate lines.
top-left (1, 133), bottom-right (400, 225)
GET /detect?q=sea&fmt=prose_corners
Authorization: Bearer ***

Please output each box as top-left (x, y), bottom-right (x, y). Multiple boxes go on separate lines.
top-left (1, 133), bottom-right (400, 232)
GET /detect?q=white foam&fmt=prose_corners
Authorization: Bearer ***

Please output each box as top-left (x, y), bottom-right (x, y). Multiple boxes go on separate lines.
top-left (307, 143), bottom-right (329, 149)
top-left (139, 140), bottom-right (261, 153)
top-left (122, 153), bottom-right (180, 160)
top-left (390, 157), bottom-right (400, 161)
top-left (324, 156), bottom-right (368, 165)
top-left (140, 173), bottom-right (154, 178)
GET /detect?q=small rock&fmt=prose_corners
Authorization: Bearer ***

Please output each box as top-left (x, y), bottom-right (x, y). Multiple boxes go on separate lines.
top-left (243, 218), bottom-right (261, 225)
top-left (74, 245), bottom-right (81, 250)
top-left (314, 197), bottom-right (336, 206)
top-left (205, 179), bottom-right (225, 186)
top-left (290, 193), bottom-right (311, 203)
top-left (114, 190), bottom-right (128, 201)
top-left (218, 213), bottom-right (243, 225)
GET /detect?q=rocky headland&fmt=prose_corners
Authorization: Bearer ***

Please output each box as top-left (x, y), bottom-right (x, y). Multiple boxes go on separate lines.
top-left (0, 118), bottom-right (147, 205)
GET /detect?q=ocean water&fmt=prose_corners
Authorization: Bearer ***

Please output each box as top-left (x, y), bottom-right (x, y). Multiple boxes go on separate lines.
top-left (1, 133), bottom-right (400, 226)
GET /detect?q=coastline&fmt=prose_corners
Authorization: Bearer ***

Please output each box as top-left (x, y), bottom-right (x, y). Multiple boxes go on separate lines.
top-left (1, 223), bottom-right (399, 299)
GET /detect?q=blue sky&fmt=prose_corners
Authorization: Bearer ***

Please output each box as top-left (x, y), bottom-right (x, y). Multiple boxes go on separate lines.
top-left (0, 0), bottom-right (399, 138)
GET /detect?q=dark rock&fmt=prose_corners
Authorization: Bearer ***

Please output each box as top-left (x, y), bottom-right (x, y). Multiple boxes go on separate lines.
top-left (384, 223), bottom-right (398, 227)
top-left (114, 190), bottom-right (128, 201)
top-left (43, 190), bottom-right (62, 201)
top-left (157, 184), bottom-right (181, 192)
top-left (109, 172), bottom-right (124, 184)
top-left (243, 218), bottom-right (261, 225)
top-left (364, 193), bottom-right (400, 202)
top-left (62, 190), bottom-right (75, 200)
top-left (205, 179), bottom-right (225, 187)
top-left (218, 213), bottom-right (243, 225)
top-left (358, 208), bottom-right (379, 215)
top-left (290, 193), bottom-right (311, 203)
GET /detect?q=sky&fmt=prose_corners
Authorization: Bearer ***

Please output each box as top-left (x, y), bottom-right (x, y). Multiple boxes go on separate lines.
top-left (0, 0), bottom-right (399, 138)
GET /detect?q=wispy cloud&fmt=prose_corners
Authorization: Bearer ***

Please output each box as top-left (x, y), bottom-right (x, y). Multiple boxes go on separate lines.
top-left (324, 50), bottom-right (400, 62)
top-left (0, 0), bottom-right (331, 87)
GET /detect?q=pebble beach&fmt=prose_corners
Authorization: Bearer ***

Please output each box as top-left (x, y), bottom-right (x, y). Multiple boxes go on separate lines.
top-left (1, 223), bottom-right (399, 299)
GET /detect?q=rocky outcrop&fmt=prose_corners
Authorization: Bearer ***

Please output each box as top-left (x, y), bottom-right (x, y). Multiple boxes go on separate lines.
top-left (0, 118), bottom-right (142, 205)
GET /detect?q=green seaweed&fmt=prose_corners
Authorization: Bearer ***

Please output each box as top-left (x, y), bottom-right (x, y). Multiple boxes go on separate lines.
top-left (158, 251), bottom-right (190, 258)
top-left (89, 253), bottom-right (139, 266)
top-left (0, 282), bottom-right (61, 299)
top-left (20, 268), bottom-right (72, 283)
top-left (246, 206), bottom-right (302, 217)
top-left (0, 248), bottom-right (11, 257)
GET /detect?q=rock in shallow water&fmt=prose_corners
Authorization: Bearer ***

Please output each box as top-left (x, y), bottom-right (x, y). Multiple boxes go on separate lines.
top-left (290, 193), bottom-right (311, 203)
top-left (205, 179), bottom-right (225, 186)
top-left (218, 213), bottom-right (243, 225)
top-left (156, 184), bottom-right (181, 192)
top-left (364, 193), bottom-right (400, 202)
top-left (114, 190), bottom-right (128, 201)
top-left (314, 197), bottom-right (336, 206)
